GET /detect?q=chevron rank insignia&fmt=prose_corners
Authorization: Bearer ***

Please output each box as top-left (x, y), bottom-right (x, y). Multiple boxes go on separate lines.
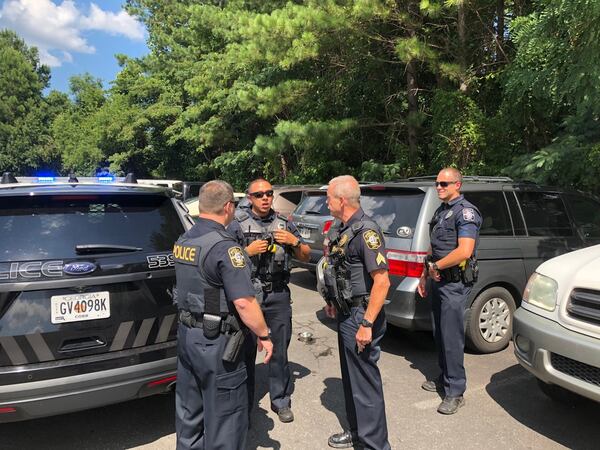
top-left (228, 247), bottom-right (246, 268)
top-left (363, 230), bottom-right (382, 250)
top-left (376, 252), bottom-right (386, 265)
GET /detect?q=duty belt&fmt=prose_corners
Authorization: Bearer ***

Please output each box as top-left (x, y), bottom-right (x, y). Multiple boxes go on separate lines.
top-left (439, 266), bottom-right (462, 283)
top-left (178, 310), bottom-right (235, 333)
top-left (262, 280), bottom-right (287, 293)
top-left (350, 295), bottom-right (370, 308)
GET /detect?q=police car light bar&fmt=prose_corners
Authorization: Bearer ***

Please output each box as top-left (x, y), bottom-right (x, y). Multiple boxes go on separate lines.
top-left (37, 176), bottom-right (55, 183)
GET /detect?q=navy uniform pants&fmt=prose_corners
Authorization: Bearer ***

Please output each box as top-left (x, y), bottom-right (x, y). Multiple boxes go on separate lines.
top-left (175, 323), bottom-right (248, 450)
top-left (338, 306), bottom-right (391, 450)
top-left (246, 287), bottom-right (293, 411)
top-left (431, 279), bottom-right (472, 397)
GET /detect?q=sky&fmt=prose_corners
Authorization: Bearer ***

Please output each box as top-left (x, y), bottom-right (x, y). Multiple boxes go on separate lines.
top-left (0, 0), bottom-right (149, 92)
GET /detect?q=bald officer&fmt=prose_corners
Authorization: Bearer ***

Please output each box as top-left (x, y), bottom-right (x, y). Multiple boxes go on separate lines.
top-left (418, 168), bottom-right (482, 415)
top-left (173, 180), bottom-right (273, 450)
top-left (324, 175), bottom-right (391, 450)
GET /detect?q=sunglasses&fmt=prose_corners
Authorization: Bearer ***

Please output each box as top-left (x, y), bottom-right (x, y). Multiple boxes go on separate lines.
top-left (249, 190), bottom-right (274, 199)
top-left (434, 181), bottom-right (458, 187)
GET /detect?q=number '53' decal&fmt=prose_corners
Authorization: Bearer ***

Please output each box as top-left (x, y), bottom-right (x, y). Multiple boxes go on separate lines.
top-left (146, 254), bottom-right (175, 269)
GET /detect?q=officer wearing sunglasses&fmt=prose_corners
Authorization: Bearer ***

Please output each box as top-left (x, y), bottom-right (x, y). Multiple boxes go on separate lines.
top-left (418, 168), bottom-right (482, 415)
top-left (228, 178), bottom-right (310, 424)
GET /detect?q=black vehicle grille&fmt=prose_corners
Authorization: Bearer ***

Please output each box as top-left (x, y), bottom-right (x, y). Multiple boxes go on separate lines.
top-left (566, 289), bottom-right (600, 326)
top-left (550, 353), bottom-right (600, 387)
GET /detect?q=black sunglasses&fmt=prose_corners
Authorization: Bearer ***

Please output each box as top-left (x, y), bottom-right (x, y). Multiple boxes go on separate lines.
top-left (249, 190), bottom-right (274, 199)
top-left (434, 181), bottom-right (458, 187)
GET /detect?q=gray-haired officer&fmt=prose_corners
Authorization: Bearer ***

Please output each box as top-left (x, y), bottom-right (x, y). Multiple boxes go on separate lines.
top-left (321, 175), bottom-right (391, 450)
top-left (418, 168), bottom-right (482, 415)
top-left (228, 178), bottom-right (310, 423)
top-left (173, 180), bottom-right (273, 450)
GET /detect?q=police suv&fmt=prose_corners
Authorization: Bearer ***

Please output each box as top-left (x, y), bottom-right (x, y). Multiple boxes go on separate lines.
top-left (0, 173), bottom-right (193, 422)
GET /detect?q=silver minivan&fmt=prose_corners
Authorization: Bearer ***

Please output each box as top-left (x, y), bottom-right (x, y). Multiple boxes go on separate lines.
top-left (291, 177), bottom-right (600, 353)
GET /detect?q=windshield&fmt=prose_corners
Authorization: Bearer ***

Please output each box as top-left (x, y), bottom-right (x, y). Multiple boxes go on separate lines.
top-left (0, 193), bottom-right (184, 261)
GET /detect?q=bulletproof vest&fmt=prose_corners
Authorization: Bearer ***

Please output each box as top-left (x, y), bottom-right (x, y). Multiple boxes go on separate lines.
top-left (235, 210), bottom-right (290, 281)
top-left (429, 198), bottom-right (481, 261)
top-left (173, 229), bottom-right (233, 316)
top-left (328, 218), bottom-right (381, 298)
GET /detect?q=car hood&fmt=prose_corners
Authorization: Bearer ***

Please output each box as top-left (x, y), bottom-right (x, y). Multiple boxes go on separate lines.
top-left (537, 244), bottom-right (600, 289)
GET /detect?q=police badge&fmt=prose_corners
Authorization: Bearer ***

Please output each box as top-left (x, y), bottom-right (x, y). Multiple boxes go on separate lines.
top-left (228, 247), bottom-right (246, 268)
top-left (363, 230), bottom-right (382, 250)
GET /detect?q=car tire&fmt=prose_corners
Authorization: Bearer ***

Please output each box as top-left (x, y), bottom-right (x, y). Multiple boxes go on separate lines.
top-left (466, 286), bottom-right (516, 353)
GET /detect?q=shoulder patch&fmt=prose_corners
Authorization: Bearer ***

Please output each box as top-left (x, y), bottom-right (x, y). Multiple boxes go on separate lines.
top-left (462, 208), bottom-right (476, 222)
top-left (363, 230), bottom-right (382, 250)
top-left (228, 246), bottom-right (246, 268)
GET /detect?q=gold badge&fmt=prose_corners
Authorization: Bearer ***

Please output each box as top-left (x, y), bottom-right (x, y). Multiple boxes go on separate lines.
top-left (338, 234), bottom-right (349, 247)
top-left (363, 230), bottom-right (382, 250)
top-left (376, 252), bottom-right (386, 265)
top-left (228, 247), bottom-right (246, 268)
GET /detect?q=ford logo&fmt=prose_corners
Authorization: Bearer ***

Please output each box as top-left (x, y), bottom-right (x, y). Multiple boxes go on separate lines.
top-left (63, 262), bottom-right (97, 276)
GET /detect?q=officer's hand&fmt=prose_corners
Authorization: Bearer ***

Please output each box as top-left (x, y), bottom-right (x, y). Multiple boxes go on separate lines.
top-left (246, 239), bottom-right (268, 256)
top-left (356, 326), bottom-right (372, 353)
top-left (417, 275), bottom-right (427, 298)
top-left (324, 304), bottom-right (337, 319)
top-left (428, 265), bottom-right (441, 282)
top-left (273, 230), bottom-right (296, 246)
top-left (258, 339), bottom-right (273, 364)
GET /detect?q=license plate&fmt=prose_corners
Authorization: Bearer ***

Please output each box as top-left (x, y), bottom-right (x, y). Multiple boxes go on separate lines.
top-left (51, 291), bottom-right (110, 324)
top-left (299, 227), bottom-right (311, 239)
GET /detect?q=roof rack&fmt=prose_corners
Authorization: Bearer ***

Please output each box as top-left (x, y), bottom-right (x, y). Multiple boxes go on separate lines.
top-left (402, 175), bottom-right (514, 183)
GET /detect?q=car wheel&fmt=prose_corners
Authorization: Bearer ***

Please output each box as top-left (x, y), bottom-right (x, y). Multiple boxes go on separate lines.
top-left (466, 286), bottom-right (516, 353)
top-left (537, 379), bottom-right (580, 403)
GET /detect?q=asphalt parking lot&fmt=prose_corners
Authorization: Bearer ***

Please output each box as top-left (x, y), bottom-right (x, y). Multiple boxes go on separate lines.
top-left (1, 268), bottom-right (599, 449)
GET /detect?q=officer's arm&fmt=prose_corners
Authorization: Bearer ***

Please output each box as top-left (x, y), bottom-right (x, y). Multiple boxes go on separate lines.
top-left (232, 297), bottom-right (270, 338)
top-left (292, 241), bottom-right (310, 262)
top-left (434, 237), bottom-right (475, 270)
top-left (363, 269), bottom-right (390, 324)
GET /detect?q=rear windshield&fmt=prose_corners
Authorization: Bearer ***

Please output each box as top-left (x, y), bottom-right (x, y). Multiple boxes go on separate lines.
top-left (0, 194), bottom-right (184, 261)
top-left (294, 190), bottom-right (425, 236)
top-left (295, 193), bottom-right (329, 215)
top-left (361, 191), bottom-right (424, 236)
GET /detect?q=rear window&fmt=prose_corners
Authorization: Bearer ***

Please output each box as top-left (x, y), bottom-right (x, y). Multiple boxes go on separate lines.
top-left (295, 193), bottom-right (329, 215)
top-left (0, 194), bottom-right (184, 261)
top-left (279, 191), bottom-right (303, 205)
top-left (361, 191), bottom-right (425, 237)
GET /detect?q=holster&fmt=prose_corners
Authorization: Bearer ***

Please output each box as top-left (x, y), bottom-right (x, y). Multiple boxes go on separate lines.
top-left (461, 257), bottom-right (479, 284)
top-left (222, 316), bottom-right (245, 363)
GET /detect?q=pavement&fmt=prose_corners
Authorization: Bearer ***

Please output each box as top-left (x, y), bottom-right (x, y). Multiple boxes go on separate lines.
top-left (1, 269), bottom-right (599, 449)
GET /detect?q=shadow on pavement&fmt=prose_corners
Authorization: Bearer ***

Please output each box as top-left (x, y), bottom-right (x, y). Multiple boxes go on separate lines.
top-left (0, 392), bottom-right (176, 449)
top-left (486, 364), bottom-right (600, 449)
top-left (320, 377), bottom-right (349, 431)
top-left (246, 361), bottom-right (311, 450)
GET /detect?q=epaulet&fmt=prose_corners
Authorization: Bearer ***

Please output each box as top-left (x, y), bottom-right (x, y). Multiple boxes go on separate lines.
top-left (351, 222), bottom-right (364, 233)
top-left (235, 210), bottom-right (250, 222)
top-left (276, 213), bottom-right (288, 222)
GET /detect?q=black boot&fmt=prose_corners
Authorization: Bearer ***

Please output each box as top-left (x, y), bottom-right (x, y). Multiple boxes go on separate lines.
top-left (328, 430), bottom-right (359, 449)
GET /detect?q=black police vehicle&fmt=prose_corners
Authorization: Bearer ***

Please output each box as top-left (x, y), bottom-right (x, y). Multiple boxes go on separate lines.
top-left (0, 173), bottom-right (193, 422)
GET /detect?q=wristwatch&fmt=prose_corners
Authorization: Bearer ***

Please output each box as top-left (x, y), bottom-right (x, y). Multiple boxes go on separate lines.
top-left (361, 318), bottom-right (373, 328)
top-left (258, 329), bottom-right (272, 341)
top-left (292, 239), bottom-right (301, 248)
top-left (430, 261), bottom-right (439, 272)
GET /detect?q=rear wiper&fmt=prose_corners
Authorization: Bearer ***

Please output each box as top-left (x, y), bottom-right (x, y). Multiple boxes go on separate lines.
top-left (75, 244), bottom-right (143, 254)
top-left (303, 210), bottom-right (324, 215)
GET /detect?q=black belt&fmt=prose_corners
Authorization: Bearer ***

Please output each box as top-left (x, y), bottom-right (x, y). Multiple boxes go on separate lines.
top-left (350, 295), bottom-right (370, 308)
top-left (439, 266), bottom-right (462, 282)
top-left (261, 281), bottom-right (287, 293)
top-left (179, 310), bottom-right (234, 333)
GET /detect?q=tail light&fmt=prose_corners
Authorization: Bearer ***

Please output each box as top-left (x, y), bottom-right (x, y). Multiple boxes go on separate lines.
top-left (322, 220), bottom-right (333, 234)
top-left (322, 220), bottom-right (334, 256)
top-left (0, 407), bottom-right (16, 414)
top-left (147, 375), bottom-right (177, 388)
top-left (386, 250), bottom-right (427, 278)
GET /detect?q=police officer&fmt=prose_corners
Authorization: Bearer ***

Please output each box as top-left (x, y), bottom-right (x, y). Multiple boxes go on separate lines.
top-left (323, 175), bottom-right (391, 450)
top-left (417, 168), bottom-right (482, 415)
top-left (173, 180), bottom-right (274, 450)
top-left (228, 178), bottom-right (310, 423)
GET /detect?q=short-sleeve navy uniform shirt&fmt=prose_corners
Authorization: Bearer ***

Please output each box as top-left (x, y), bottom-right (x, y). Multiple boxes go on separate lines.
top-left (185, 217), bottom-right (255, 302)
